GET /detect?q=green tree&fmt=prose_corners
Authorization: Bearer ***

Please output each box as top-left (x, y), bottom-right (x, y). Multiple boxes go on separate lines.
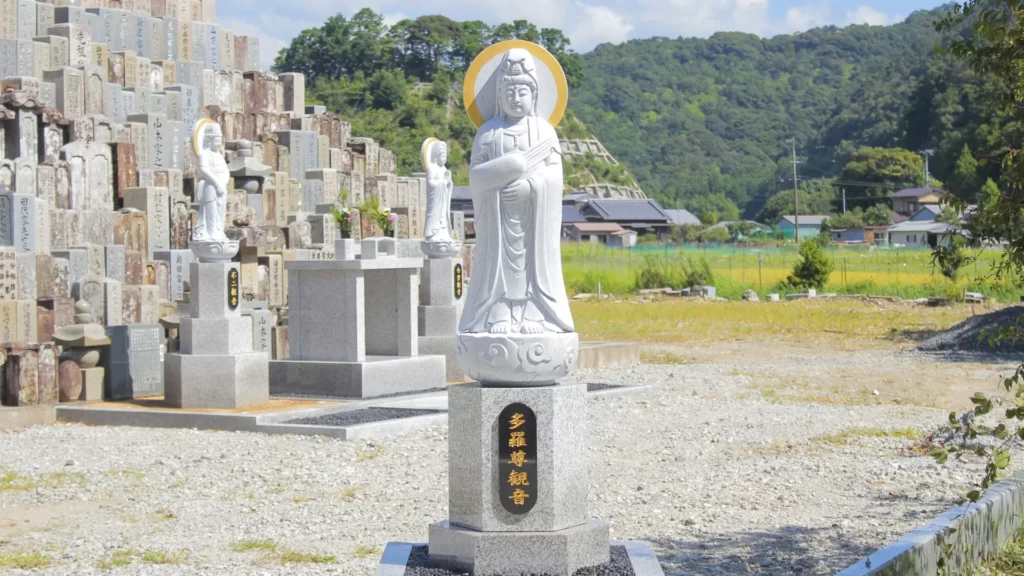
top-left (757, 179), bottom-right (837, 224)
top-left (700, 226), bottom-right (731, 243)
top-left (925, 1), bottom-right (1024, 507)
top-left (828, 211), bottom-right (864, 229)
top-left (932, 233), bottom-right (970, 282)
top-left (700, 211), bottom-right (721, 226)
top-left (786, 239), bottom-right (835, 290)
top-left (367, 69), bottom-right (408, 110)
top-left (863, 204), bottom-right (894, 226)
top-left (838, 147), bottom-right (926, 207)
top-left (947, 144), bottom-right (981, 201)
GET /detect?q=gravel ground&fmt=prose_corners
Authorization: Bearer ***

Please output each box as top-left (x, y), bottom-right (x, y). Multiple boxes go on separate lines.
top-left (286, 408), bottom-right (443, 427)
top-left (0, 347), bottom-right (1012, 576)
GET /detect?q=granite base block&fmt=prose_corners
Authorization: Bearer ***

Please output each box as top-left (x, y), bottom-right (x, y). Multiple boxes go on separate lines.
top-left (179, 316), bottom-right (253, 355)
top-left (419, 305), bottom-right (458, 337)
top-left (190, 261), bottom-right (241, 319)
top-left (165, 352), bottom-right (270, 409)
top-left (81, 367), bottom-right (104, 401)
top-left (449, 382), bottom-right (588, 533)
top-left (427, 520), bottom-right (610, 576)
top-left (418, 335), bottom-right (464, 382)
top-left (269, 355), bottom-right (446, 399)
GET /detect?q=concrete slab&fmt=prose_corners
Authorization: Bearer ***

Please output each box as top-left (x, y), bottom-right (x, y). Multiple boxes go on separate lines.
top-left (577, 341), bottom-right (640, 370)
top-left (0, 405), bottom-right (57, 430)
top-left (837, 472), bottom-right (1024, 576)
top-left (269, 355), bottom-right (446, 398)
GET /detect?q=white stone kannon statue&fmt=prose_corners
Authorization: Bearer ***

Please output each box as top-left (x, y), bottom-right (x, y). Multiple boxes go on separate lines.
top-left (421, 138), bottom-right (459, 257)
top-left (456, 42), bottom-right (578, 386)
top-left (191, 119), bottom-right (239, 261)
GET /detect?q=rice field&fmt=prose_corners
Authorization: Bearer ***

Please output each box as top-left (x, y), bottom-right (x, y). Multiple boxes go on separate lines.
top-left (569, 298), bottom-right (985, 346)
top-left (561, 243), bottom-right (1024, 301)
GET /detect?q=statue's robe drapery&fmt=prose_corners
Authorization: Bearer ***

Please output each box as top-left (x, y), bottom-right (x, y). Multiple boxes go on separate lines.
top-left (459, 115), bottom-right (574, 334)
top-left (194, 151), bottom-right (229, 242)
top-left (425, 166), bottom-right (452, 241)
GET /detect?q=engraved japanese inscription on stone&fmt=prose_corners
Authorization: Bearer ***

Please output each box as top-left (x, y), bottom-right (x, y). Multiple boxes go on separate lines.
top-left (227, 267), bottom-right (239, 310)
top-left (454, 263), bottom-right (463, 300)
top-left (498, 403), bottom-right (537, 515)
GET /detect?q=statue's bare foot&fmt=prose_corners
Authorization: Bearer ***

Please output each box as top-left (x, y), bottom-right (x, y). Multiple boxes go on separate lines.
top-left (521, 321), bottom-right (544, 335)
top-left (489, 321), bottom-right (511, 334)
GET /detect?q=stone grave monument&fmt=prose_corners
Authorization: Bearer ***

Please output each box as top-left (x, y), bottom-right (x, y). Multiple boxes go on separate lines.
top-left (269, 236), bottom-right (445, 398)
top-left (164, 120), bottom-right (269, 409)
top-left (379, 41), bottom-right (663, 576)
top-left (417, 137), bottom-right (464, 382)
top-left (53, 300), bottom-right (111, 402)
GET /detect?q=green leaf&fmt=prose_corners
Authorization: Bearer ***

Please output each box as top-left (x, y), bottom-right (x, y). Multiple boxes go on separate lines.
top-left (971, 392), bottom-right (989, 405)
top-left (933, 447), bottom-right (950, 464)
top-left (967, 490), bottom-right (982, 502)
top-left (995, 450), bottom-right (1011, 469)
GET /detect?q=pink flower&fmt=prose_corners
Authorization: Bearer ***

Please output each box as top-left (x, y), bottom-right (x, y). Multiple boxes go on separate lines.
top-left (347, 215), bottom-right (356, 221)
top-left (387, 214), bottom-right (397, 222)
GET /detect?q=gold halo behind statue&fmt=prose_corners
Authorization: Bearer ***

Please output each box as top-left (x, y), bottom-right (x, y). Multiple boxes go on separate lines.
top-left (462, 40), bottom-right (568, 128)
top-left (421, 137), bottom-right (441, 171)
top-left (192, 118), bottom-right (220, 156)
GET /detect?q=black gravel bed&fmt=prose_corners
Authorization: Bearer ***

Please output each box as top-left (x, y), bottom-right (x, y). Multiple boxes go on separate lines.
top-left (272, 387), bottom-right (446, 401)
top-left (587, 383), bottom-right (627, 393)
top-left (403, 545), bottom-right (635, 576)
top-left (285, 407), bottom-right (443, 427)
top-left (918, 306), bottom-right (1024, 354)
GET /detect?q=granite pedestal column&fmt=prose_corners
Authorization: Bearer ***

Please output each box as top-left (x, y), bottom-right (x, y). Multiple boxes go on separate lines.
top-left (164, 242), bottom-right (269, 409)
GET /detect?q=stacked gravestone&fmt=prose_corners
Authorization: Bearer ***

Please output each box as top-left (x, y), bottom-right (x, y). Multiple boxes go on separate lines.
top-left (1, 0), bottom-right (446, 401)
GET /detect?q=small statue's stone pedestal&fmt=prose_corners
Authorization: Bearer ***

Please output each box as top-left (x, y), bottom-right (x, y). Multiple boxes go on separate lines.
top-left (418, 241), bottom-right (465, 382)
top-left (164, 260), bottom-right (270, 409)
top-left (269, 238), bottom-right (446, 398)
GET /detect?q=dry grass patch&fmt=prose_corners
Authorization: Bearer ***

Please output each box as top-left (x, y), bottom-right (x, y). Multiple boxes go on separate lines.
top-left (230, 539), bottom-right (278, 553)
top-left (96, 550), bottom-right (136, 570)
top-left (572, 299), bottom-right (981, 346)
top-left (141, 549), bottom-right (189, 565)
top-left (813, 427), bottom-right (923, 446)
top-left (0, 550), bottom-right (52, 569)
top-left (356, 446), bottom-right (384, 462)
top-left (353, 545), bottom-right (382, 559)
top-left (640, 350), bottom-right (693, 365)
top-left (278, 549), bottom-right (336, 564)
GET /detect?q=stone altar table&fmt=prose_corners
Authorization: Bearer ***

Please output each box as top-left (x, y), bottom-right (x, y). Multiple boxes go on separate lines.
top-left (269, 237), bottom-right (446, 398)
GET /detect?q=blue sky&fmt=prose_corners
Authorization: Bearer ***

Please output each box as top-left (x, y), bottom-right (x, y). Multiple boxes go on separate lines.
top-left (215, 0), bottom-right (947, 71)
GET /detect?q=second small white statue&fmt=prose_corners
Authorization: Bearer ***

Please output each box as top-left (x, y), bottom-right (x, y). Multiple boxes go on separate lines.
top-left (421, 138), bottom-right (460, 258)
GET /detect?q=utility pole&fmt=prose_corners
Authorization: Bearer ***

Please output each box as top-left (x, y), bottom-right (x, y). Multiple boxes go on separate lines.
top-left (790, 138), bottom-right (801, 243)
top-left (919, 149), bottom-right (935, 187)
top-left (842, 188), bottom-right (847, 214)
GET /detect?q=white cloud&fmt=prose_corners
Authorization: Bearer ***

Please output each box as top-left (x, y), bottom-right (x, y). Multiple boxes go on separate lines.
top-left (845, 5), bottom-right (890, 26)
top-left (568, 2), bottom-right (635, 49)
top-left (785, 2), bottom-right (830, 31)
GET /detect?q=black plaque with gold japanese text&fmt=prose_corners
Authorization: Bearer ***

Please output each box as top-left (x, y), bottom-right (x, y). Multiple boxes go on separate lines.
top-left (498, 403), bottom-right (537, 514)
top-left (228, 268), bottom-right (240, 311)
top-left (454, 263), bottom-right (464, 300)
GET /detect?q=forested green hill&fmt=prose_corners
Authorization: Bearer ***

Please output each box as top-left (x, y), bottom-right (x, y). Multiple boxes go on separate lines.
top-left (570, 7), bottom-right (998, 219)
top-left (275, 6), bottom-right (1005, 222)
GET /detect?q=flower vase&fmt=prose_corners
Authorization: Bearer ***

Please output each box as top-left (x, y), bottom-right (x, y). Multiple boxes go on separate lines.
top-left (385, 229), bottom-right (395, 238)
